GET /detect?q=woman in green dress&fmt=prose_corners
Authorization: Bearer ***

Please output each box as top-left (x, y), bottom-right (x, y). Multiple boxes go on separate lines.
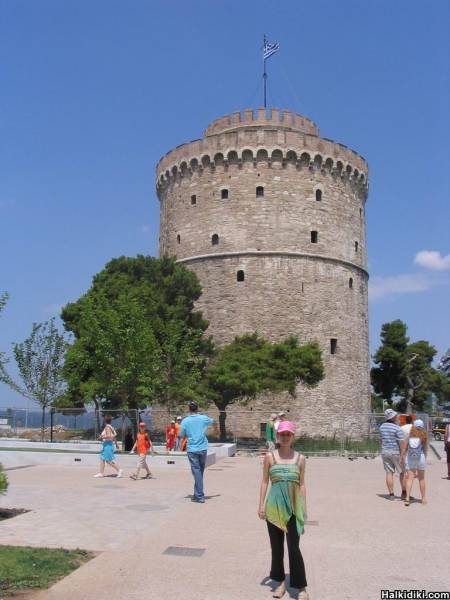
top-left (258, 420), bottom-right (308, 600)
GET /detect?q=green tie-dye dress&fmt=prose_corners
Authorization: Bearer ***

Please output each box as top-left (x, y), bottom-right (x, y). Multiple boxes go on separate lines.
top-left (265, 452), bottom-right (305, 535)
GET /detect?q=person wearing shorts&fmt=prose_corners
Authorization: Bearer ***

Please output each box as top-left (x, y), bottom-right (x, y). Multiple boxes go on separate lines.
top-left (404, 419), bottom-right (428, 506)
top-left (129, 422), bottom-right (153, 480)
top-left (379, 408), bottom-right (407, 500)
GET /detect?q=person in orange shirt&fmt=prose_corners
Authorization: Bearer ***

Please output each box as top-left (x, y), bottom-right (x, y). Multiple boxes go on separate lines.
top-left (129, 422), bottom-right (153, 480)
top-left (166, 420), bottom-right (177, 452)
top-left (174, 416), bottom-right (182, 451)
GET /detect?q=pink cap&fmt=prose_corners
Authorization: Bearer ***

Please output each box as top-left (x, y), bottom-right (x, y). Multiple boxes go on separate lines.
top-left (277, 421), bottom-right (296, 435)
top-left (139, 422), bottom-right (146, 427)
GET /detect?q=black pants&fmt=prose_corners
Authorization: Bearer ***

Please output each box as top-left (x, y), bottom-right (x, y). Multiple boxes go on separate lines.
top-left (267, 515), bottom-right (307, 589)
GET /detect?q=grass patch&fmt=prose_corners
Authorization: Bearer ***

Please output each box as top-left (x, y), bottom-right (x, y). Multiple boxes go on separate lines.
top-left (0, 546), bottom-right (93, 594)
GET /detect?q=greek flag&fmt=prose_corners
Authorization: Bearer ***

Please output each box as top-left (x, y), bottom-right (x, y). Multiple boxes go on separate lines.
top-left (263, 39), bottom-right (280, 61)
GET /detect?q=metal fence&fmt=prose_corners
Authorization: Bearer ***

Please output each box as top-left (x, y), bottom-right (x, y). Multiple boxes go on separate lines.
top-left (0, 407), bottom-right (139, 443)
top-left (0, 406), bottom-right (435, 455)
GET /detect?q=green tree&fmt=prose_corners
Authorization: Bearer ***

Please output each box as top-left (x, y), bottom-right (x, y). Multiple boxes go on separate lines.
top-left (372, 320), bottom-right (445, 412)
top-left (371, 320), bottom-right (409, 402)
top-left (202, 333), bottom-right (324, 440)
top-left (0, 293), bottom-right (16, 390)
top-left (0, 462), bottom-right (7, 495)
top-left (401, 340), bottom-right (437, 411)
top-left (62, 256), bottom-right (213, 414)
top-left (11, 318), bottom-right (69, 439)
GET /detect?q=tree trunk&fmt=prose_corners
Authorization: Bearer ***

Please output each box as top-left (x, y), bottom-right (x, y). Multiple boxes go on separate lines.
top-left (218, 410), bottom-right (227, 442)
top-left (93, 398), bottom-right (101, 438)
top-left (41, 406), bottom-right (46, 441)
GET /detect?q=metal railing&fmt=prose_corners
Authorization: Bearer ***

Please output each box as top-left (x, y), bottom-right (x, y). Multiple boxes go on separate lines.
top-left (0, 406), bottom-right (434, 455)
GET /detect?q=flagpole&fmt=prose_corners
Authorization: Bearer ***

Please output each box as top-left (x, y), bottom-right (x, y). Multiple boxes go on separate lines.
top-left (263, 34), bottom-right (267, 108)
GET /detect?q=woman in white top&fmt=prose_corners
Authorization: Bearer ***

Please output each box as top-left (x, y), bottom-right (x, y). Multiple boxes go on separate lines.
top-left (93, 414), bottom-right (123, 478)
top-left (404, 419), bottom-right (428, 506)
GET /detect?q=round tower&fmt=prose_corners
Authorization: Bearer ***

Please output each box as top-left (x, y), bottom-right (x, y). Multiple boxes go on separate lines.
top-left (156, 108), bottom-right (370, 436)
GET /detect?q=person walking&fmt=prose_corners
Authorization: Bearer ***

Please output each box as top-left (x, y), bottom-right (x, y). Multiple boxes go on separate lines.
top-left (445, 422), bottom-right (450, 480)
top-left (404, 419), bottom-right (428, 506)
top-left (258, 420), bottom-right (308, 599)
top-left (129, 422), bottom-right (153, 480)
top-left (166, 420), bottom-right (177, 452)
top-left (178, 401), bottom-right (214, 503)
top-left (266, 414), bottom-right (277, 451)
top-left (379, 408), bottom-right (407, 499)
top-left (93, 415), bottom-right (123, 479)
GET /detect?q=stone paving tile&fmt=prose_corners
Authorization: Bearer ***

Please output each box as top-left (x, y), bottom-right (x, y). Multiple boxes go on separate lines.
top-left (3, 457), bottom-right (450, 600)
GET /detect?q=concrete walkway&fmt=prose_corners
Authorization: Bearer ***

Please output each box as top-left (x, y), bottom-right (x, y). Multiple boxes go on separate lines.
top-left (2, 455), bottom-right (450, 600)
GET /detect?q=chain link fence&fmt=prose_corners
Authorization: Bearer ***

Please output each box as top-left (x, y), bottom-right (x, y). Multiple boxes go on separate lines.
top-left (0, 407), bottom-right (139, 444)
top-left (0, 406), bottom-right (434, 455)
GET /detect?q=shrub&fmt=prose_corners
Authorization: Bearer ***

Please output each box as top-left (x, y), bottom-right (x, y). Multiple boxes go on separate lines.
top-left (0, 463), bottom-right (8, 495)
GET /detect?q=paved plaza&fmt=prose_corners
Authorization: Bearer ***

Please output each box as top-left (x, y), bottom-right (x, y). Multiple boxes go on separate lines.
top-left (1, 451), bottom-right (449, 600)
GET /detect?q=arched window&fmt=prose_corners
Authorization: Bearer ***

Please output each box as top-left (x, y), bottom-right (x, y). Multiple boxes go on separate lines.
top-left (256, 186), bottom-right (264, 198)
top-left (355, 241), bottom-right (359, 252)
top-left (237, 270), bottom-right (245, 282)
top-left (211, 234), bottom-right (219, 246)
top-left (221, 189), bottom-right (229, 200)
top-left (311, 231), bottom-right (318, 243)
top-left (315, 189), bottom-right (322, 201)
top-left (191, 195), bottom-right (197, 205)
top-left (349, 277), bottom-right (353, 289)
top-left (177, 234), bottom-right (181, 244)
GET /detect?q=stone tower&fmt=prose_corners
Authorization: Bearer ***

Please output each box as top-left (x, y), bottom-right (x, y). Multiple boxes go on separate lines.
top-left (156, 108), bottom-right (370, 436)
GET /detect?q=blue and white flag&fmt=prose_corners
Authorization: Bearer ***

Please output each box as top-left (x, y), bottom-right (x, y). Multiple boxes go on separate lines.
top-left (263, 39), bottom-right (280, 61)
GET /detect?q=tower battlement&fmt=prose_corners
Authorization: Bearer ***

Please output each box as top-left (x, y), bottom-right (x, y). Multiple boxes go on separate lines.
top-left (156, 107), bottom-right (368, 194)
top-left (204, 108), bottom-right (319, 137)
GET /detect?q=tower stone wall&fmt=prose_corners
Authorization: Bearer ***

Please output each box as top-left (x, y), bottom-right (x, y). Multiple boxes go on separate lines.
top-left (156, 108), bottom-right (371, 437)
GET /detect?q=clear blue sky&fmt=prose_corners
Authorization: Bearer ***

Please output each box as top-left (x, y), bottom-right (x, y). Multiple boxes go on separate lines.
top-left (1, 0), bottom-right (449, 408)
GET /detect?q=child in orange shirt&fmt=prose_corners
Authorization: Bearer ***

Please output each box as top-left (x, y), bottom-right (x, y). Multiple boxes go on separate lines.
top-left (129, 422), bottom-right (153, 480)
top-left (166, 420), bottom-right (177, 452)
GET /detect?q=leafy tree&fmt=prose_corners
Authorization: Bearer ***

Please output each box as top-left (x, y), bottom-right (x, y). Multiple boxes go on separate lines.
top-left (11, 319), bottom-right (69, 439)
top-left (372, 320), bottom-right (446, 412)
top-left (62, 256), bottom-right (213, 414)
top-left (0, 293), bottom-right (16, 390)
top-left (202, 333), bottom-right (324, 440)
top-left (371, 320), bottom-right (409, 401)
top-left (0, 462), bottom-right (7, 495)
top-left (430, 369), bottom-right (450, 409)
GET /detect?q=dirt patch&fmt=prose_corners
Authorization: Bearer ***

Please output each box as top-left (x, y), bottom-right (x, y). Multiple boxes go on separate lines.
top-left (0, 589), bottom-right (39, 599)
top-left (0, 508), bottom-right (30, 522)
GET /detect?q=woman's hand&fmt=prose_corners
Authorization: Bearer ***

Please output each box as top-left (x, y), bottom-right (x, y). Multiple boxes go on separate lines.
top-left (258, 506), bottom-right (265, 520)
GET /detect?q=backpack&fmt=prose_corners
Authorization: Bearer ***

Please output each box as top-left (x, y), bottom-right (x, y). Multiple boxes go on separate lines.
top-left (408, 437), bottom-right (421, 453)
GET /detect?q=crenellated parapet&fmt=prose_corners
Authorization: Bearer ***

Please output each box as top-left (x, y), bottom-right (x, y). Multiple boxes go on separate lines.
top-left (156, 108), bottom-right (368, 198)
top-left (204, 107), bottom-right (319, 137)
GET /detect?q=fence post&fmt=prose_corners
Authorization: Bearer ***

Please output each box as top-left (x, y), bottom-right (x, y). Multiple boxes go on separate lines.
top-left (340, 416), bottom-right (345, 456)
top-left (50, 408), bottom-right (54, 443)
